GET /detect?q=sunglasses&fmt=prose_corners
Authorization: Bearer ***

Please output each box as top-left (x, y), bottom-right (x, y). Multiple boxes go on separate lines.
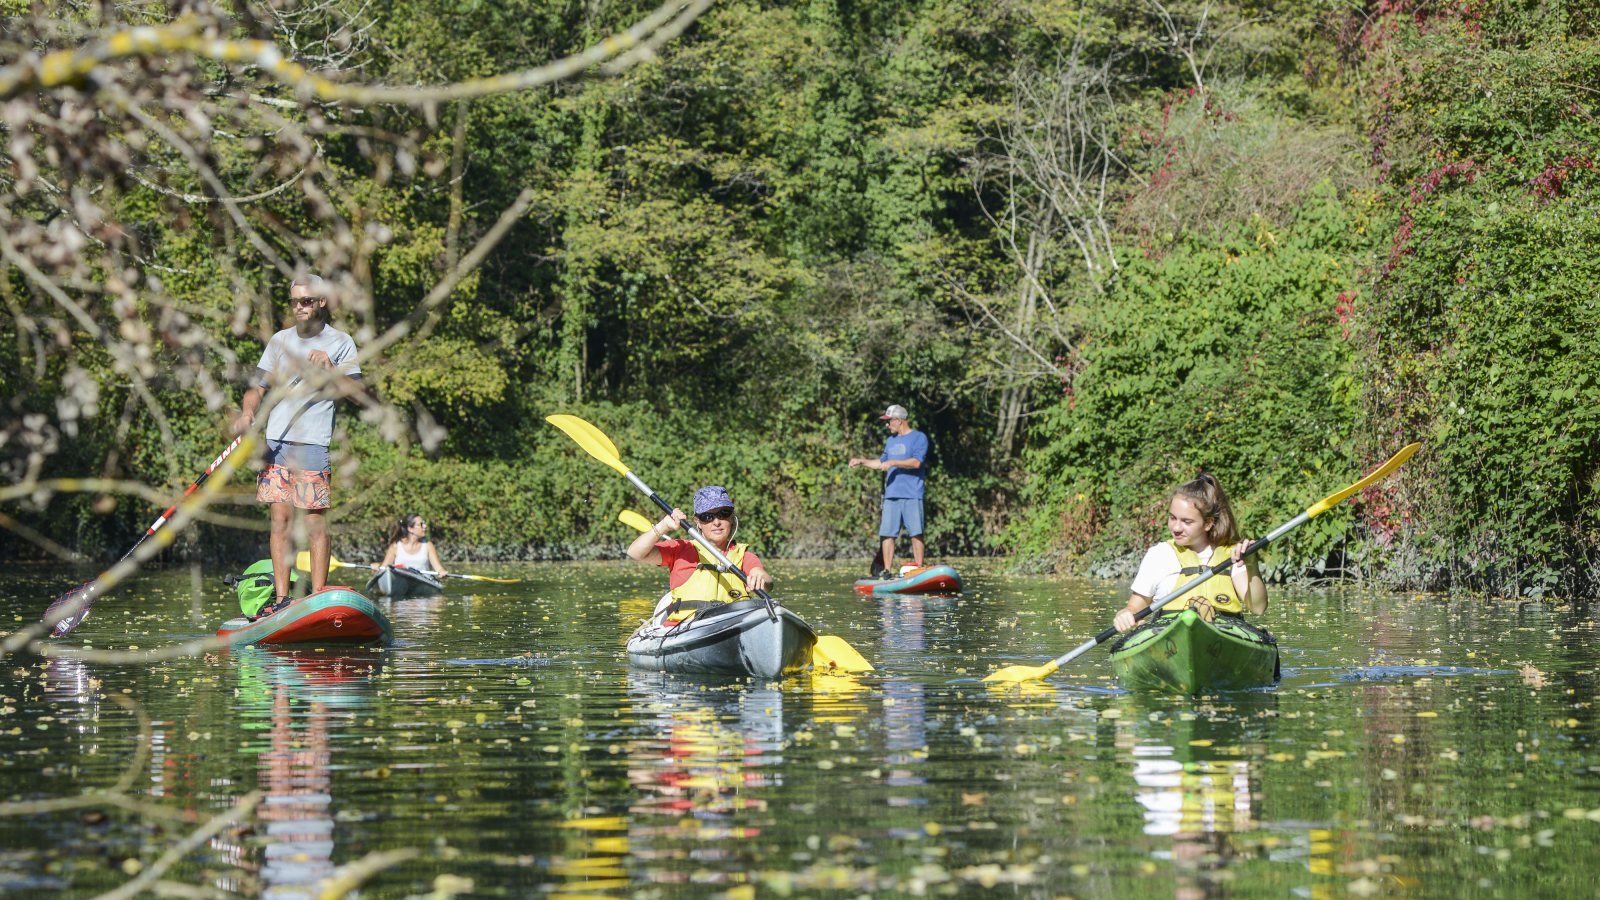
top-left (695, 509), bottom-right (734, 523)
top-left (293, 297), bottom-right (320, 307)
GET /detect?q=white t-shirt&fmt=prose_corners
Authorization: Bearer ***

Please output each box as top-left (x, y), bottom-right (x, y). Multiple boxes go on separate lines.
top-left (1130, 542), bottom-right (1223, 600)
top-left (254, 324), bottom-right (361, 446)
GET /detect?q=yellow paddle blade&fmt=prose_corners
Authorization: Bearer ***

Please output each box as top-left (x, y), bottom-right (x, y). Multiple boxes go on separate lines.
top-left (546, 414), bottom-right (630, 476)
top-left (811, 635), bottom-right (873, 672)
top-left (454, 574), bottom-right (522, 584)
top-left (619, 510), bottom-right (654, 533)
top-left (1305, 442), bottom-right (1422, 518)
top-left (981, 661), bottom-right (1060, 684)
top-left (295, 552), bottom-right (358, 572)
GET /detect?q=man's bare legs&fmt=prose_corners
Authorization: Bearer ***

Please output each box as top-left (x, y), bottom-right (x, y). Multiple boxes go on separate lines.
top-left (306, 510), bottom-right (329, 591)
top-left (270, 504), bottom-right (330, 597)
top-left (270, 502), bottom-right (295, 598)
top-left (882, 535), bottom-right (928, 574)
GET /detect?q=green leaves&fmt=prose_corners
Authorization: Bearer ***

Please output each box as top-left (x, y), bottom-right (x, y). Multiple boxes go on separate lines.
top-left (1014, 187), bottom-right (1362, 575)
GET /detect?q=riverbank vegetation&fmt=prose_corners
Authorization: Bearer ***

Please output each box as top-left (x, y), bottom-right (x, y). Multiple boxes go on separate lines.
top-left (2, 0), bottom-right (1596, 596)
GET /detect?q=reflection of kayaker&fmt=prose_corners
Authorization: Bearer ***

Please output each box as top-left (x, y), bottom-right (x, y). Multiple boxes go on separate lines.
top-left (372, 514), bottom-right (448, 578)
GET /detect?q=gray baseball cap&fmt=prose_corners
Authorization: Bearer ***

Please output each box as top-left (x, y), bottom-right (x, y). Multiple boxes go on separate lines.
top-left (880, 404), bottom-right (909, 420)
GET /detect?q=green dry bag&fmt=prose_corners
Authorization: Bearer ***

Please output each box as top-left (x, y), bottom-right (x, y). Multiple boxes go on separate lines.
top-left (224, 560), bottom-right (298, 617)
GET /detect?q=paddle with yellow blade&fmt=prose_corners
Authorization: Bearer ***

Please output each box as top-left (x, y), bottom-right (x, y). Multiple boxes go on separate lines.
top-left (545, 414), bottom-right (871, 672)
top-left (295, 551), bottom-right (521, 584)
top-left (984, 442), bottom-right (1422, 684)
top-left (612, 506), bottom-right (871, 672)
top-left (618, 510), bottom-right (655, 534)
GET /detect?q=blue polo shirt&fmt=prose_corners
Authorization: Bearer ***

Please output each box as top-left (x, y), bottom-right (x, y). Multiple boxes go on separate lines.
top-left (881, 429), bottom-right (929, 499)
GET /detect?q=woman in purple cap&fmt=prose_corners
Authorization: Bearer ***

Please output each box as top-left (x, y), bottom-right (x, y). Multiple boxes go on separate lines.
top-left (626, 486), bottom-right (772, 613)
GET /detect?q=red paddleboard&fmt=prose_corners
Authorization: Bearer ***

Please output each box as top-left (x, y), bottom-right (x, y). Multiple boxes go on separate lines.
top-left (216, 587), bottom-right (392, 646)
top-left (854, 565), bottom-right (964, 596)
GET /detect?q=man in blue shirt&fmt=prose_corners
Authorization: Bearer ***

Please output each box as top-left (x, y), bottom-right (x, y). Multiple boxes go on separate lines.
top-left (849, 404), bottom-right (930, 577)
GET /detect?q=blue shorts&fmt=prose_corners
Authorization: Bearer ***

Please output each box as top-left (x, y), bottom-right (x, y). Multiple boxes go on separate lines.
top-left (879, 498), bottom-right (924, 538)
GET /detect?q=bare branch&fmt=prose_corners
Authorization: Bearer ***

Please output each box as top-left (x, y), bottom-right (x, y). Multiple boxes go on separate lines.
top-left (0, 0), bottom-right (714, 105)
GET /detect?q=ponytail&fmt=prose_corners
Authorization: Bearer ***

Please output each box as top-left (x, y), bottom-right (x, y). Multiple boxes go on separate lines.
top-left (389, 513), bottom-right (422, 546)
top-left (1173, 473), bottom-right (1241, 545)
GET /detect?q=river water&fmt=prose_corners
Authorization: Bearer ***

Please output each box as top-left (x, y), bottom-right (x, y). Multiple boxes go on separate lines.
top-left (0, 559), bottom-right (1596, 899)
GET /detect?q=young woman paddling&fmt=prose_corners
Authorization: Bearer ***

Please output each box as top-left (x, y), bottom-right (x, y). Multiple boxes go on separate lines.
top-left (371, 513), bottom-right (448, 577)
top-left (627, 486), bottom-right (772, 616)
top-left (1113, 474), bottom-right (1267, 632)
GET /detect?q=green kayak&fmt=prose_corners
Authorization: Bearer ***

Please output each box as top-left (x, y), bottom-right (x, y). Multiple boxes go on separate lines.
top-left (1108, 608), bottom-right (1279, 694)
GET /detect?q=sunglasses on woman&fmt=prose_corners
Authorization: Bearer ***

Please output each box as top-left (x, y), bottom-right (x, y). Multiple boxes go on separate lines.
top-left (695, 509), bottom-right (734, 523)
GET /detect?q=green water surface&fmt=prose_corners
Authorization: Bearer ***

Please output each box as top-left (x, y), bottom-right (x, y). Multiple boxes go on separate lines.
top-left (1, 560), bottom-right (1597, 900)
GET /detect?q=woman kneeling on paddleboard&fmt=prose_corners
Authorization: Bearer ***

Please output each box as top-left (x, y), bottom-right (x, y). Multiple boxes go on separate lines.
top-left (1113, 474), bottom-right (1267, 632)
top-left (627, 486), bottom-right (772, 617)
top-left (372, 513), bottom-right (448, 577)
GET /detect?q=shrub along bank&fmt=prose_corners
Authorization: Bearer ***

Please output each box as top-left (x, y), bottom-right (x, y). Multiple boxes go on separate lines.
top-left (1012, 2), bottom-right (1600, 596)
top-left (1012, 188), bottom-right (1363, 579)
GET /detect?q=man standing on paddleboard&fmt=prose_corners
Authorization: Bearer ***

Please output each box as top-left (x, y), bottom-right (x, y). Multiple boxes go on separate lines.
top-left (232, 276), bottom-right (366, 616)
top-left (848, 404), bottom-right (929, 578)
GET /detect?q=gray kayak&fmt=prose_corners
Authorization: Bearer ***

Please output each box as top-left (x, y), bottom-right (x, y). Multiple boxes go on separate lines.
top-left (626, 595), bottom-right (818, 679)
top-left (365, 565), bottom-right (445, 597)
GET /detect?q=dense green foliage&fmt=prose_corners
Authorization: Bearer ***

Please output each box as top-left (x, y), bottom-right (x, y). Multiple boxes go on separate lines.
top-left (1355, 2), bottom-right (1600, 596)
top-left (6, 0), bottom-right (1600, 597)
top-left (1016, 189), bottom-right (1362, 576)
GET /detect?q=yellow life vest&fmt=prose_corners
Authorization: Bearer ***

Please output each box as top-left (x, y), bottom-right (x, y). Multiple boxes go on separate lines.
top-left (1170, 541), bottom-right (1244, 615)
top-left (665, 542), bottom-right (749, 621)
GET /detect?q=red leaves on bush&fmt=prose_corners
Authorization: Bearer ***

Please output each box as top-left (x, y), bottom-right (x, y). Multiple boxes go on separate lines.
top-left (1384, 160), bottom-right (1480, 273)
top-left (1529, 155), bottom-right (1594, 201)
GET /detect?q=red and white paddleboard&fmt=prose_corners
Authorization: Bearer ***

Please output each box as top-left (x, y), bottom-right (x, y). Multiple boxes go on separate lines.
top-left (216, 587), bottom-right (393, 645)
top-left (854, 565), bottom-right (964, 596)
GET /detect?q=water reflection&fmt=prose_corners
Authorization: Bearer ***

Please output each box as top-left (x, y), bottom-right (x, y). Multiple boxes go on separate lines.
top-left (13, 565), bottom-right (1600, 900)
top-left (879, 596), bottom-right (928, 764)
top-left (1123, 694), bottom-right (1276, 899)
top-left (235, 648), bottom-right (380, 900)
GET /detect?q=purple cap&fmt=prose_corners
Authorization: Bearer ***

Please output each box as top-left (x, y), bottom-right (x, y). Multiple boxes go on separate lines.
top-left (693, 485), bottom-right (734, 515)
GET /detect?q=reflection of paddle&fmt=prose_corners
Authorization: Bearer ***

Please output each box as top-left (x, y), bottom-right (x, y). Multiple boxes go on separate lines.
top-left (984, 442), bottom-right (1423, 684)
top-left (295, 551), bottom-right (521, 584)
top-left (564, 431), bottom-right (868, 672)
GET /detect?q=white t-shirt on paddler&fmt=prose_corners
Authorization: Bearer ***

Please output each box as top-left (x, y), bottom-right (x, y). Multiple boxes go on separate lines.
top-left (254, 324), bottom-right (360, 446)
top-left (1129, 543), bottom-right (1224, 600)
